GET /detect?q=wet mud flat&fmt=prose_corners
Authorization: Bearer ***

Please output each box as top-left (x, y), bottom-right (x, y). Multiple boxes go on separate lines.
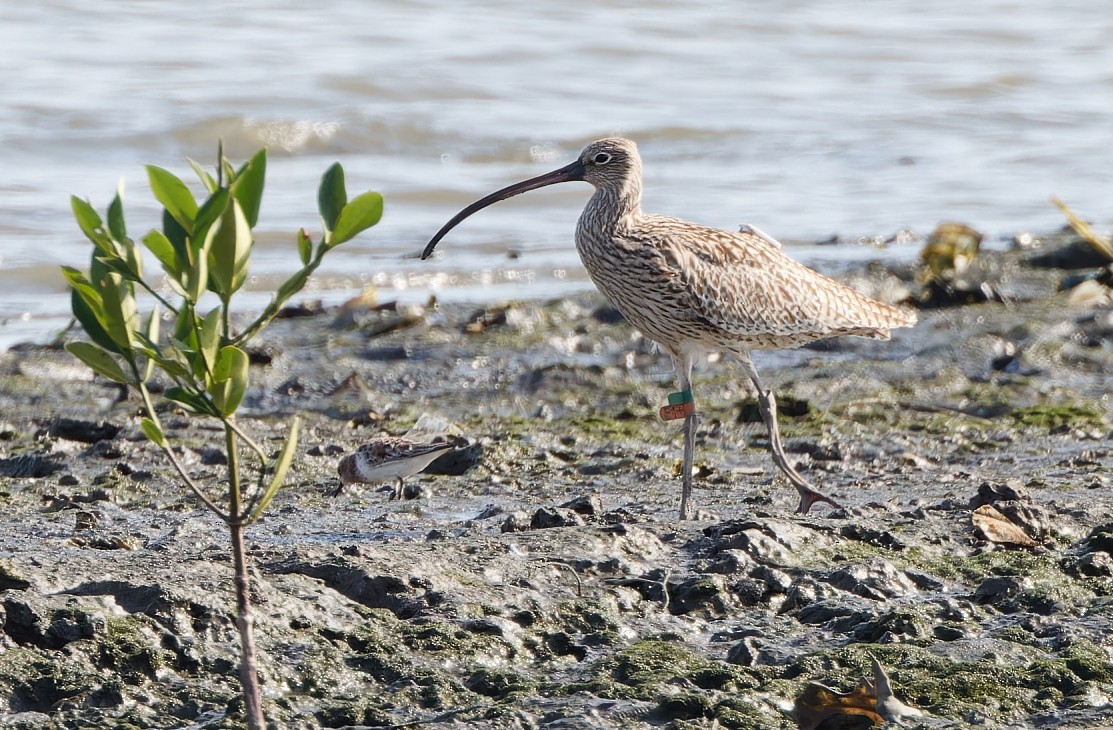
top-left (0, 233), bottom-right (1111, 729)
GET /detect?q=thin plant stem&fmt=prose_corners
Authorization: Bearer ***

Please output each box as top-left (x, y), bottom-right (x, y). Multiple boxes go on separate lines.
top-left (136, 375), bottom-right (228, 519)
top-left (225, 423), bottom-right (266, 729)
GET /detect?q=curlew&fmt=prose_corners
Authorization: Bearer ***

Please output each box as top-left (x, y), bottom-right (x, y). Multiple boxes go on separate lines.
top-left (422, 138), bottom-right (916, 519)
top-left (332, 437), bottom-right (454, 500)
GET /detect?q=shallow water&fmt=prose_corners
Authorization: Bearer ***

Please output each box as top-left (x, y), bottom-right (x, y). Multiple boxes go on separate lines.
top-left (2, 0), bottom-right (1111, 348)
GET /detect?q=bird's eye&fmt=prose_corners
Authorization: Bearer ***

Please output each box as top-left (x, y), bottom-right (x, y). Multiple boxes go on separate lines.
top-left (592, 152), bottom-right (612, 165)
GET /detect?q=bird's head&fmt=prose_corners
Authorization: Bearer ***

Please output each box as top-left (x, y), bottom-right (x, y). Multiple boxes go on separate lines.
top-left (421, 137), bottom-right (641, 259)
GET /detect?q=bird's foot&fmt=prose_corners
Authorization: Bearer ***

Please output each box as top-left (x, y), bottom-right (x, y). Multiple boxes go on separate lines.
top-left (322, 481), bottom-right (345, 497)
top-left (795, 484), bottom-right (842, 515)
top-left (389, 478), bottom-right (405, 501)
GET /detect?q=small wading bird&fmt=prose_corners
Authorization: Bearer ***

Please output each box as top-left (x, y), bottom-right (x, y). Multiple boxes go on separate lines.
top-left (332, 437), bottom-right (455, 499)
top-left (422, 138), bottom-right (916, 519)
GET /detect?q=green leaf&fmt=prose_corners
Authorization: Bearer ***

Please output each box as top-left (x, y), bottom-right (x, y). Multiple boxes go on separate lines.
top-left (250, 415), bottom-right (299, 523)
top-left (206, 198), bottom-right (254, 299)
top-left (106, 183), bottom-right (127, 243)
top-left (71, 196), bottom-right (114, 255)
top-left (232, 149), bottom-right (267, 228)
top-left (163, 209), bottom-right (190, 263)
top-left (186, 243), bottom-right (209, 301)
top-left (140, 418), bottom-right (167, 448)
top-left (192, 187), bottom-right (231, 252)
top-left (209, 345), bottom-right (249, 416)
top-left (147, 165), bottom-right (198, 234)
top-left (296, 228), bottom-right (312, 266)
top-left (317, 162), bottom-right (346, 232)
top-left (65, 342), bottom-right (131, 383)
top-left (188, 158), bottom-right (219, 193)
top-left (94, 272), bottom-right (138, 351)
top-left (69, 287), bottom-right (120, 354)
top-left (165, 386), bottom-right (212, 416)
top-left (142, 229), bottom-right (179, 274)
top-left (141, 309), bottom-right (160, 382)
top-left (330, 191), bottom-right (384, 246)
top-left (198, 307), bottom-right (222, 376)
top-left (123, 241), bottom-right (143, 280)
top-left (173, 301), bottom-right (198, 349)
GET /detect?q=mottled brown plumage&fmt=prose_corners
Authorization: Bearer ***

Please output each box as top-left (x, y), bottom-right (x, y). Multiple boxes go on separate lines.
top-left (423, 138), bottom-right (916, 519)
top-left (332, 437), bottom-right (454, 500)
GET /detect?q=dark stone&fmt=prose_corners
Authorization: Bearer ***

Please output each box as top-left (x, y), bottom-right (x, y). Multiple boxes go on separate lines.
top-left (706, 549), bottom-right (754, 574)
top-left (198, 446), bottom-right (227, 466)
top-left (666, 575), bottom-right (730, 616)
top-left (245, 346), bottom-right (274, 365)
top-left (1025, 237), bottom-right (1111, 270)
top-left (465, 668), bottom-right (529, 699)
top-left (500, 512), bottom-right (531, 533)
top-left (973, 480), bottom-right (1030, 505)
top-left (839, 524), bottom-right (905, 551)
top-left (1083, 524), bottom-right (1113, 554)
top-left (559, 494), bottom-right (603, 516)
top-left (751, 565), bottom-right (794, 595)
top-left (307, 443), bottom-right (345, 457)
top-left (795, 599), bottom-right (869, 626)
top-left (729, 578), bottom-right (766, 606)
top-left (933, 624), bottom-right (968, 641)
top-left (270, 559), bottom-right (425, 619)
top-left (1074, 552), bottom-right (1113, 577)
top-left (0, 454), bottom-right (65, 478)
top-left (530, 508), bottom-right (583, 530)
top-left (473, 504), bottom-right (504, 520)
top-left (972, 575), bottom-right (1026, 605)
top-left (48, 418), bottom-right (120, 444)
top-left (826, 561), bottom-right (917, 601)
top-left (360, 345), bottom-right (410, 361)
top-left (85, 440), bottom-right (122, 459)
top-left (852, 609), bottom-right (924, 642)
top-left (725, 637), bottom-right (762, 666)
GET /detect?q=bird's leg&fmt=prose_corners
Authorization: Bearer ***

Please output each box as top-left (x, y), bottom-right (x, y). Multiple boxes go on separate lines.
top-left (668, 352), bottom-right (697, 521)
top-left (390, 477), bottom-right (404, 501)
top-left (680, 410), bottom-right (698, 520)
top-left (737, 355), bottom-right (842, 514)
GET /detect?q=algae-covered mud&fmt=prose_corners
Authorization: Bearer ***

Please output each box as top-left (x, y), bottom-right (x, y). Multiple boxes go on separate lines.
top-left (0, 232), bottom-right (1111, 729)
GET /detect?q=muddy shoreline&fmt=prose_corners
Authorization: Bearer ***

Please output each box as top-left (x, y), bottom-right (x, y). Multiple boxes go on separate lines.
top-left (0, 232), bottom-right (1111, 729)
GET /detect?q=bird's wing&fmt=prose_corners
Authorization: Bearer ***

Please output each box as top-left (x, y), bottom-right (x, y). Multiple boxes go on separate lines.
top-left (636, 216), bottom-right (913, 341)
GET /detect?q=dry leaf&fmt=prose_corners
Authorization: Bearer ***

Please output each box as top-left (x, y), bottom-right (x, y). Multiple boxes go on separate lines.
top-left (794, 677), bottom-right (882, 730)
top-left (971, 504), bottom-right (1039, 547)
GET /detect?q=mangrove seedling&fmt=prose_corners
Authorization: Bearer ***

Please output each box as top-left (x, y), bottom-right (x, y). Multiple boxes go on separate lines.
top-left (64, 145), bottom-right (383, 728)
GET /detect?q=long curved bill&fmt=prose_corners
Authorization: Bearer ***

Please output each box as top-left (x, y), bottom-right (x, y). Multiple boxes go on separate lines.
top-left (421, 158), bottom-right (586, 260)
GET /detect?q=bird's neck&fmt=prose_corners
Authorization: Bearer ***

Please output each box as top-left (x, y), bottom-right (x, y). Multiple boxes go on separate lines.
top-left (584, 184), bottom-right (642, 233)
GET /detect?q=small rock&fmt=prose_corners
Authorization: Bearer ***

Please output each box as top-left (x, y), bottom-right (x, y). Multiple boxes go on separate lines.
top-left (0, 454), bottom-right (65, 478)
top-left (725, 637), bottom-right (762, 666)
top-left (559, 494), bottom-right (603, 516)
top-left (501, 512), bottom-right (531, 533)
top-left (973, 480), bottom-right (1030, 505)
top-left (826, 560), bottom-right (918, 600)
top-left (972, 575), bottom-right (1028, 605)
top-left (48, 417), bottom-right (120, 444)
top-left (666, 575), bottom-right (731, 616)
top-left (530, 508), bottom-right (583, 530)
top-left (1073, 551), bottom-right (1113, 577)
top-left (474, 504), bottom-right (504, 520)
top-left (198, 446), bottom-right (227, 466)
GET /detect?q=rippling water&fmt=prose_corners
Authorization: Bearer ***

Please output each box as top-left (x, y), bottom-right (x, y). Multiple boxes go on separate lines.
top-left (2, 0), bottom-right (1111, 348)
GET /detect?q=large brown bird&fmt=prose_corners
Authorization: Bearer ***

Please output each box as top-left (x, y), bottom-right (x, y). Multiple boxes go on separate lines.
top-left (423, 138), bottom-right (916, 519)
